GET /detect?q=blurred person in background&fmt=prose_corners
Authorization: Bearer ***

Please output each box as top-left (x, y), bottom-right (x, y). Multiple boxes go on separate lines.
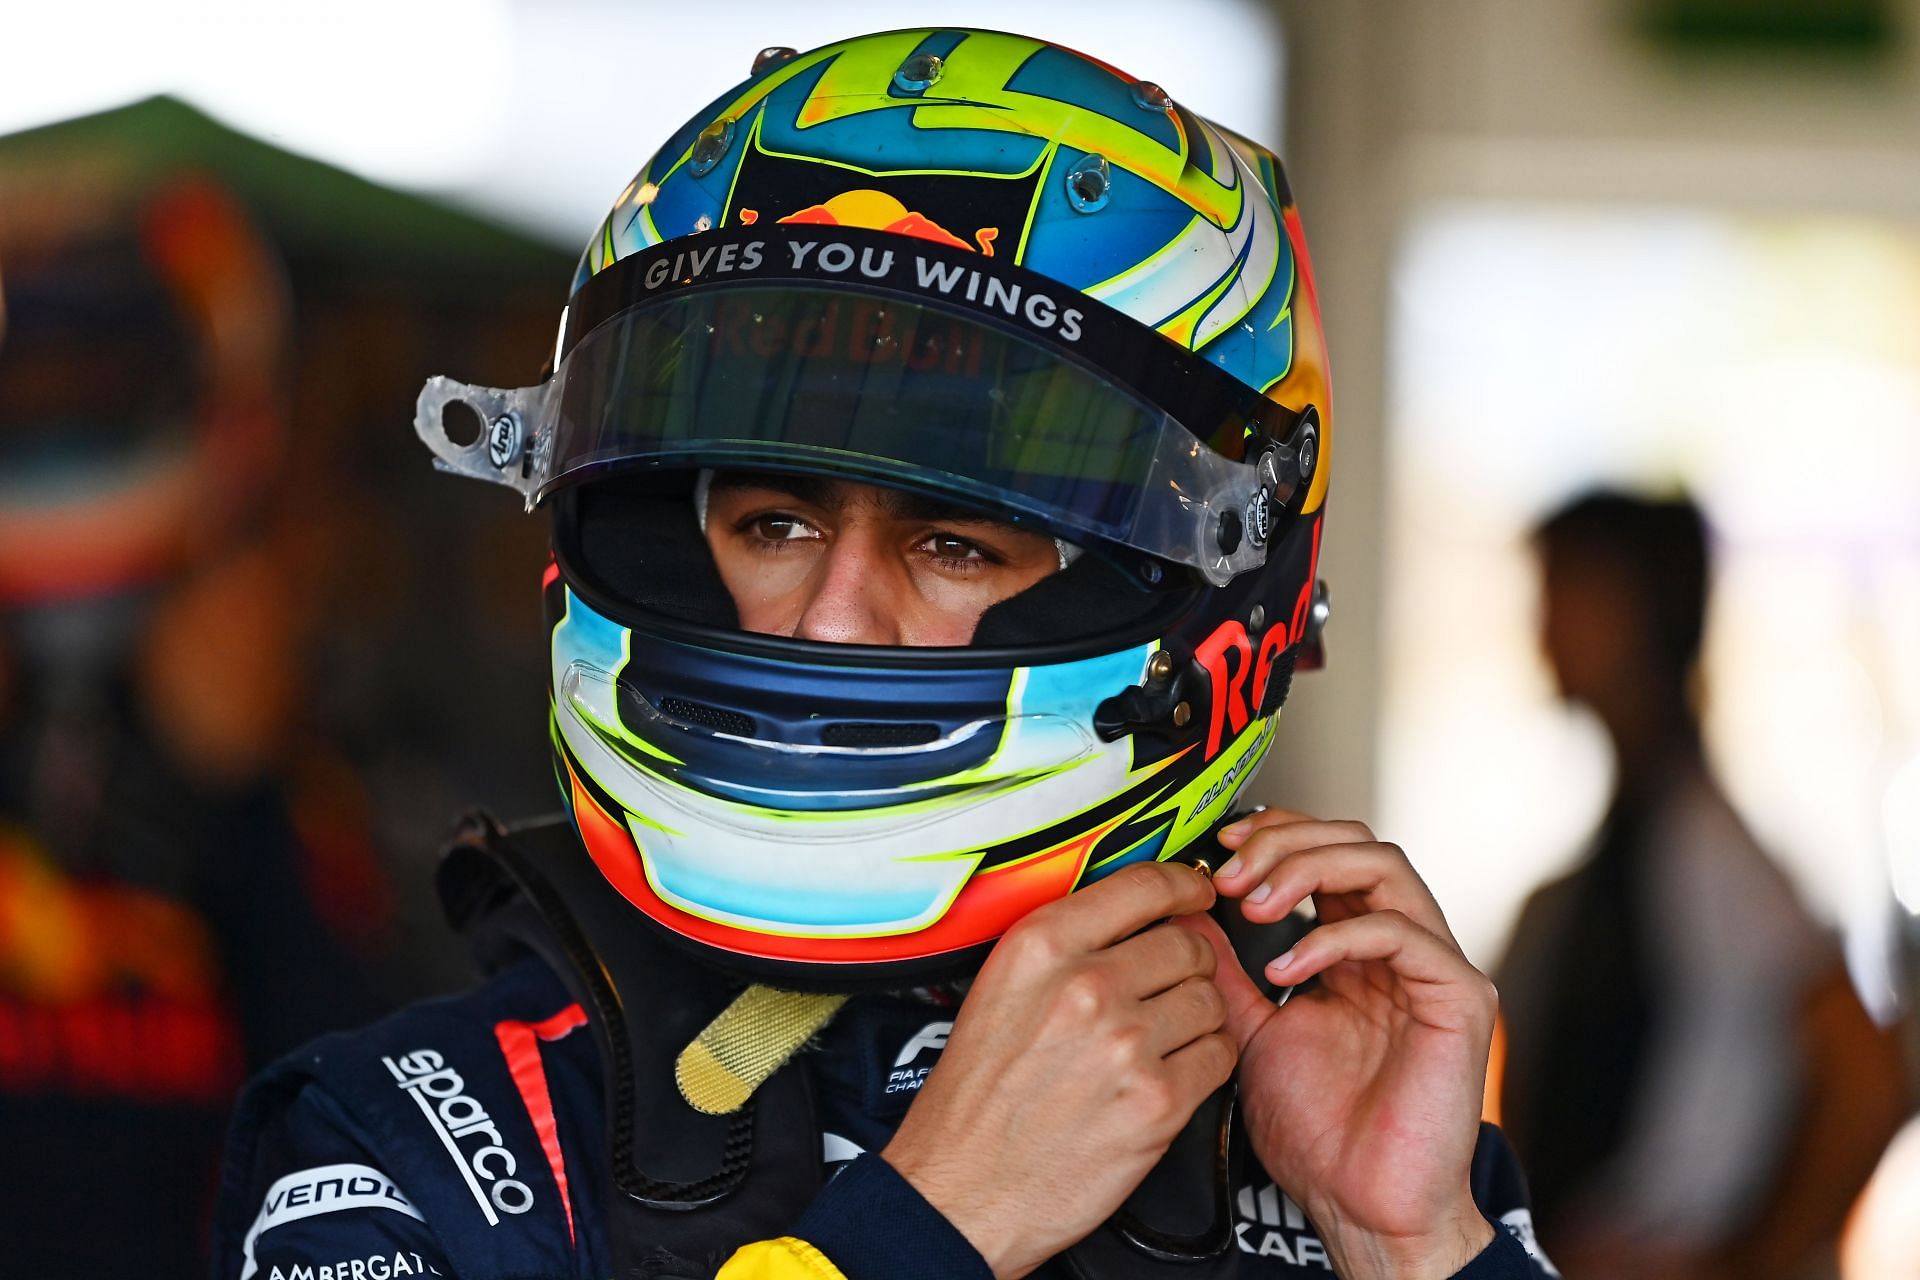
top-left (0, 164), bottom-right (391, 1275)
top-left (1496, 490), bottom-right (1909, 1280)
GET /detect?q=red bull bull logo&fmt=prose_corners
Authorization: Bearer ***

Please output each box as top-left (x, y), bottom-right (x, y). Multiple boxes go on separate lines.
top-left (738, 190), bottom-right (998, 256)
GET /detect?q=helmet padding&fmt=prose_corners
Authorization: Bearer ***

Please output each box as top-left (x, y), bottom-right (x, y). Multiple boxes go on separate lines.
top-left (558, 475), bottom-right (740, 630)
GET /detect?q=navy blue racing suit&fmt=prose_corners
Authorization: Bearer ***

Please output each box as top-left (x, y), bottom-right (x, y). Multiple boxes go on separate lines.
top-left (212, 954), bottom-right (1557, 1280)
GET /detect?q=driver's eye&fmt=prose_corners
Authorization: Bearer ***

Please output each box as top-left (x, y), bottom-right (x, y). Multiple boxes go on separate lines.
top-left (749, 515), bottom-right (815, 541)
top-left (926, 534), bottom-right (987, 561)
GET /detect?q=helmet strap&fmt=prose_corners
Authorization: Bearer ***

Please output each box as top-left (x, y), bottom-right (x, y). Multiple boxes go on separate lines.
top-left (675, 985), bottom-right (848, 1115)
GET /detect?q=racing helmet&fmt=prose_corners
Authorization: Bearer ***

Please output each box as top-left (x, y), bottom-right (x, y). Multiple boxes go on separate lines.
top-left (418, 28), bottom-right (1331, 985)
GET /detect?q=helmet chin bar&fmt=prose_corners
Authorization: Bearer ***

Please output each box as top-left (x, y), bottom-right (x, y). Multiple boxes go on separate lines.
top-left (562, 659), bottom-right (1103, 806)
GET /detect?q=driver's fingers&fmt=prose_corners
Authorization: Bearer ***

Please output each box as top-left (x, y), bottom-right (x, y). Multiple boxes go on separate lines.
top-left (1161, 1029), bottom-right (1238, 1097)
top-left (1105, 919), bottom-right (1218, 998)
top-left (1170, 912), bottom-right (1273, 1052)
top-left (1264, 909), bottom-right (1496, 1035)
top-left (1214, 837), bottom-right (1455, 946)
top-left (1021, 860), bottom-right (1217, 955)
top-left (1139, 974), bottom-right (1231, 1058)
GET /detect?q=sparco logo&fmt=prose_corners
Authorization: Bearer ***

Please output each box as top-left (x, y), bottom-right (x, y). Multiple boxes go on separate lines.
top-left (382, 1049), bottom-right (533, 1222)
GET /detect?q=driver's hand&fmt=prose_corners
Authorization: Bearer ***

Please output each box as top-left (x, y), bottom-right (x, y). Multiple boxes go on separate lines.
top-left (882, 861), bottom-right (1234, 1279)
top-left (1188, 809), bottom-right (1500, 1280)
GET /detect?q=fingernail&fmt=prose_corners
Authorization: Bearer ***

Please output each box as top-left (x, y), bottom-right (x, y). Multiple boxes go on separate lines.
top-left (1248, 883), bottom-right (1271, 904)
top-left (1266, 950), bottom-right (1295, 977)
top-left (1219, 820), bottom-right (1250, 843)
top-left (1217, 856), bottom-right (1242, 879)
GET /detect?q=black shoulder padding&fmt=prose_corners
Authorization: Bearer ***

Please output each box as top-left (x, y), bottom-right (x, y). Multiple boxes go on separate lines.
top-left (439, 814), bottom-right (825, 1278)
top-left (972, 553), bottom-right (1173, 647)
top-left (558, 475), bottom-right (741, 630)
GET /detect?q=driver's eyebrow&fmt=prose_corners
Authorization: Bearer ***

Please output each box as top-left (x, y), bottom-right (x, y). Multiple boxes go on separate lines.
top-left (709, 471), bottom-right (1033, 534)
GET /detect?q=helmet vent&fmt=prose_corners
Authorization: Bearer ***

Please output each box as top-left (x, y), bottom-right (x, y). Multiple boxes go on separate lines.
top-left (659, 696), bottom-right (755, 737)
top-left (821, 721), bottom-right (941, 749)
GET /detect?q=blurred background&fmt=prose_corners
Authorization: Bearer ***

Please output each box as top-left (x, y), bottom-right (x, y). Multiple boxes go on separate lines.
top-left (2, 0), bottom-right (1916, 1276)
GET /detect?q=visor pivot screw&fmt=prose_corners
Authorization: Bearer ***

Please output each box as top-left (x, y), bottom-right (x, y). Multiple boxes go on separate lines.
top-left (689, 117), bottom-right (737, 177)
top-left (1065, 153), bottom-right (1112, 213)
top-left (1286, 406), bottom-right (1322, 486)
top-left (1148, 651), bottom-right (1176, 682)
top-left (893, 53), bottom-right (945, 93)
top-left (1189, 857), bottom-right (1215, 879)
top-left (1249, 451), bottom-right (1286, 548)
top-left (1217, 508), bottom-right (1244, 556)
top-left (753, 46), bottom-right (798, 75)
top-left (1172, 701), bottom-right (1193, 728)
top-left (1141, 560), bottom-right (1164, 585)
top-left (1248, 605), bottom-right (1266, 633)
top-left (1130, 80), bottom-right (1174, 113)
top-left (486, 412), bottom-right (523, 470)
